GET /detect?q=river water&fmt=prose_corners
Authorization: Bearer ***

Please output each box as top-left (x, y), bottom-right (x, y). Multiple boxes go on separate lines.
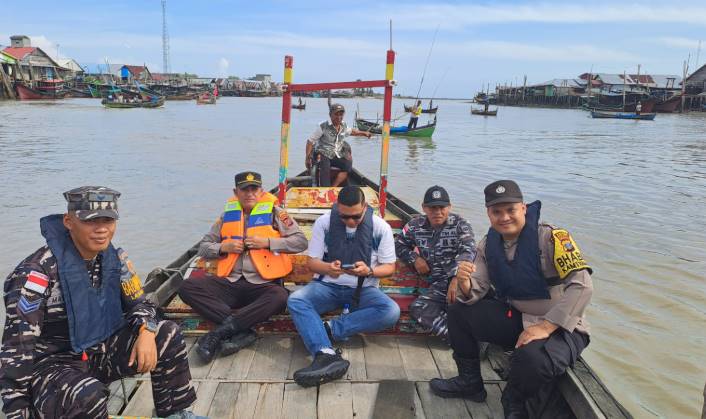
top-left (1, 97), bottom-right (704, 417)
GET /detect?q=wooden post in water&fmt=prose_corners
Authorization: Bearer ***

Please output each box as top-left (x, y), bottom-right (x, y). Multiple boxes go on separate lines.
top-left (681, 60), bottom-right (688, 113)
top-left (378, 49), bottom-right (395, 218)
top-left (278, 55), bottom-right (293, 205)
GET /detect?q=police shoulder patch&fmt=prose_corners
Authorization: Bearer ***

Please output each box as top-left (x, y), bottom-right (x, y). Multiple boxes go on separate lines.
top-left (117, 248), bottom-right (144, 300)
top-left (277, 210), bottom-right (294, 227)
top-left (551, 229), bottom-right (590, 279)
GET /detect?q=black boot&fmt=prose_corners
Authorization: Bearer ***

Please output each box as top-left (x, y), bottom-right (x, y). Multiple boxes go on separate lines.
top-left (429, 354), bottom-right (487, 402)
top-left (220, 329), bottom-right (258, 356)
top-left (196, 315), bottom-right (241, 363)
top-left (501, 385), bottom-right (528, 419)
top-left (293, 350), bottom-right (350, 387)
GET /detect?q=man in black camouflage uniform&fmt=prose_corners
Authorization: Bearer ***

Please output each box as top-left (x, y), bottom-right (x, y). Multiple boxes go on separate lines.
top-left (395, 186), bottom-right (476, 338)
top-left (0, 187), bottom-right (204, 419)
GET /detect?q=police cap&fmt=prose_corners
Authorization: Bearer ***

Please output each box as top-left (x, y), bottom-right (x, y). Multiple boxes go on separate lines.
top-left (484, 180), bottom-right (523, 207)
top-left (235, 171), bottom-right (262, 188)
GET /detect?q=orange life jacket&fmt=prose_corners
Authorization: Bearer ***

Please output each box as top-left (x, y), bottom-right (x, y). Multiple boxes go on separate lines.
top-left (216, 192), bottom-right (293, 280)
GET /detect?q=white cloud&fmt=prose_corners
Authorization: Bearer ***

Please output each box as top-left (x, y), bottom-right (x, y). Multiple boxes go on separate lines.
top-left (218, 57), bottom-right (229, 77)
top-left (654, 36), bottom-right (702, 49)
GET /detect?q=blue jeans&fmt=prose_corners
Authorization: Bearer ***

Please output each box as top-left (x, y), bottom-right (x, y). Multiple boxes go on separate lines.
top-left (287, 281), bottom-right (401, 355)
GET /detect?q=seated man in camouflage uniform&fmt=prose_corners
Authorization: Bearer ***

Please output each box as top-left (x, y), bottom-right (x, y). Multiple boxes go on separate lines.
top-left (395, 186), bottom-right (476, 339)
top-left (0, 187), bottom-right (204, 419)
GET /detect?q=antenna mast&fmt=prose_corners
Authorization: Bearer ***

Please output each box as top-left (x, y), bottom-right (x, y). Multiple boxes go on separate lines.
top-left (162, 0), bottom-right (171, 74)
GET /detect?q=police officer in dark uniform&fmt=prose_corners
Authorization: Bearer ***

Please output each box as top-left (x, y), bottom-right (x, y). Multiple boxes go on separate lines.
top-left (395, 186), bottom-right (476, 338)
top-left (0, 187), bottom-right (204, 419)
top-left (429, 180), bottom-right (593, 419)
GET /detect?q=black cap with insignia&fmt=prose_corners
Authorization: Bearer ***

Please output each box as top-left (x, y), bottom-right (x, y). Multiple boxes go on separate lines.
top-left (329, 103), bottom-right (345, 114)
top-left (484, 180), bottom-right (523, 207)
top-left (423, 185), bottom-right (451, 207)
top-left (64, 186), bottom-right (120, 220)
top-left (235, 171), bottom-right (262, 188)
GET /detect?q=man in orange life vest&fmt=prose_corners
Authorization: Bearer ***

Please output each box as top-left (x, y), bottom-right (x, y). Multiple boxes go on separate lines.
top-left (179, 172), bottom-right (308, 363)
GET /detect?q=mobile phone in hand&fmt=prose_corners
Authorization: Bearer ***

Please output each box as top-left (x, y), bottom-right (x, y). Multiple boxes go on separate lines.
top-left (341, 263), bottom-right (355, 270)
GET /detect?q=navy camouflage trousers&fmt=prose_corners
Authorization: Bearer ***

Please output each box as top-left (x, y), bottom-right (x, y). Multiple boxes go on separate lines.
top-left (30, 320), bottom-right (195, 418)
top-left (409, 280), bottom-right (450, 338)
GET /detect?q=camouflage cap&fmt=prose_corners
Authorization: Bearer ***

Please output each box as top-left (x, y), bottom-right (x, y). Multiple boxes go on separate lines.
top-left (63, 186), bottom-right (121, 220)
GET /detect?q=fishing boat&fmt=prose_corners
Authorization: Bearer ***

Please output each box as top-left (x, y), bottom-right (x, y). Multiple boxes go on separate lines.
top-left (356, 118), bottom-right (436, 138)
top-left (403, 103), bottom-right (438, 114)
top-left (101, 96), bottom-right (165, 109)
top-left (471, 108), bottom-right (498, 116)
top-left (14, 80), bottom-right (68, 100)
top-left (653, 94), bottom-right (682, 113)
top-left (292, 98), bottom-right (306, 110)
top-left (590, 110), bottom-right (656, 120)
top-left (196, 92), bottom-right (216, 105)
top-left (105, 51), bottom-right (631, 419)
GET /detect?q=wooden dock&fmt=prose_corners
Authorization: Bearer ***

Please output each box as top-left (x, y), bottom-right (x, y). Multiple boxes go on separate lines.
top-left (109, 334), bottom-right (512, 419)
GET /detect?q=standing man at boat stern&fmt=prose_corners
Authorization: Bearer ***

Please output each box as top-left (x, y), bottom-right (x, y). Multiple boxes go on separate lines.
top-left (395, 186), bottom-right (476, 339)
top-left (306, 103), bottom-right (372, 187)
top-left (0, 187), bottom-right (204, 419)
top-left (429, 180), bottom-right (593, 419)
top-left (288, 186), bottom-right (400, 387)
top-left (408, 100), bottom-right (423, 129)
top-left (179, 171), bottom-right (308, 363)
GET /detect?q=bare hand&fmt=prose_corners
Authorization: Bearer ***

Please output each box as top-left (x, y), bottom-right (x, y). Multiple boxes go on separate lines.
top-left (456, 261), bottom-right (475, 285)
top-left (447, 277), bottom-right (458, 304)
top-left (365, 132), bottom-right (372, 138)
top-left (345, 261), bottom-right (371, 277)
top-left (515, 322), bottom-right (557, 348)
top-left (328, 260), bottom-right (343, 278)
top-left (414, 256), bottom-right (430, 274)
top-left (221, 241), bottom-right (245, 254)
top-left (244, 236), bottom-right (269, 249)
top-left (129, 329), bottom-right (158, 373)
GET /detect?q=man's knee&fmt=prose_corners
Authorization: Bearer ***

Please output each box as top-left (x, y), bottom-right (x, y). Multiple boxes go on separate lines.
top-left (269, 286), bottom-right (289, 312)
top-left (69, 377), bottom-right (109, 417)
top-left (177, 277), bottom-right (200, 300)
top-left (510, 341), bottom-right (554, 394)
top-left (155, 320), bottom-right (187, 354)
top-left (379, 298), bottom-right (401, 328)
top-left (287, 288), bottom-right (310, 313)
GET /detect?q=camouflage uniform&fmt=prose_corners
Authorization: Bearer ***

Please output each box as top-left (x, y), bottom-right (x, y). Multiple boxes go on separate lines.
top-left (395, 213), bottom-right (476, 338)
top-left (0, 246), bottom-right (196, 419)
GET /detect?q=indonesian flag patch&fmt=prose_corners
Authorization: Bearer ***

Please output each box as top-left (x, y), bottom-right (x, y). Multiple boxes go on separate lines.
top-left (24, 271), bottom-right (49, 294)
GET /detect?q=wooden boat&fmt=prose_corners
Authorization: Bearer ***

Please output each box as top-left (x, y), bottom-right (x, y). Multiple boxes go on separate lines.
top-left (403, 104), bottom-right (438, 114)
top-left (653, 95), bottom-right (681, 113)
top-left (196, 92), bottom-right (216, 105)
top-left (14, 81), bottom-right (68, 100)
top-left (590, 110), bottom-right (656, 120)
top-left (101, 96), bottom-right (165, 108)
top-left (356, 118), bottom-right (436, 138)
top-left (292, 101), bottom-right (306, 110)
top-left (105, 51), bottom-right (631, 419)
top-left (471, 108), bottom-right (498, 116)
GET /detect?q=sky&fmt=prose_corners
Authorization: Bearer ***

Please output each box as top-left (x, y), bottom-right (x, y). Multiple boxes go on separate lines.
top-left (2, 0), bottom-right (705, 98)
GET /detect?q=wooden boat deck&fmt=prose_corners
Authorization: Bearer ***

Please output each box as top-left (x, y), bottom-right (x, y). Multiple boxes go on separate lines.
top-left (108, 334), bottom-right (512, 418)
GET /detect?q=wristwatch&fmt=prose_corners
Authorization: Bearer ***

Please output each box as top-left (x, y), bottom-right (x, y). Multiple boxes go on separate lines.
top-left (141, 319), bottom-right (158, 334)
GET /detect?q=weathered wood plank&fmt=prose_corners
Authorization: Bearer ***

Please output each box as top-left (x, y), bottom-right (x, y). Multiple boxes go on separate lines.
top-left (371, 380), bottom-right (416, 419)
top-left (397, 336), bottom-right (439, 381)
top-left (364, 336), bottom-right (406, 380)
top-left (226, 339), bottom-right (257, 379)
top-left (247, 336), bottom-right (293, 380)
top-left (232, 383), bottom-right (262, 419)
top-left (318, 381), bottom-right (353, 419)
top-left (342, 335), bottom-right (367, 380)
top-left (352, 382), bottom-right (378, 419)
top-left (121, 380), bottom-right (155, 417)
top-left (283, 383), bottom-right (318, 419)
top-left (413, 385), bottom-right (427, 419)
top-left (415, 381), bottom-right (470, 419)
top-left (207, 382), bottom-right (240, 419)
top-left (253, 383), bottom-right (284, 419)
top-left (191, 380), bottom-right (220, 416)
top-left (485, 384), bottom-right (505, 419)
top-left (427, 337), bottom-right (456, 379)
top-left (186, 341), bottom-right (215, 379)
top-left (287, 337), bottom-right (311, 380)
top-left (108, 378), bottom-right (137, 415)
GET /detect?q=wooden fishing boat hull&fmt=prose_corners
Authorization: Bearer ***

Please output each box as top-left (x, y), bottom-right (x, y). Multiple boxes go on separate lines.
top-left (292, 104), bottom-right (306, 110)
top-left (166, 93), bottom-right (197, 100)
top-left (101, 97), bottom-right (165, 108)
top-left (471, 109), bottom-right (498, 116)
top-left (403, 104), bottom-right (438, 114)
top-left (356, 118), bottom-right (436, 137)
top-left (590, 111), bottom-right (656, 120)
top-left (196, 96), bottom-right (216, 105)
top-left (14, 83), bottom-right (67, 100)
top-left (654, 95), bottom-right (681, 113)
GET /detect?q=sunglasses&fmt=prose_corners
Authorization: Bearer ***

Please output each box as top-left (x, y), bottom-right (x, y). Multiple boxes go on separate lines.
top-left (339, 212), bottom-right (364, 220)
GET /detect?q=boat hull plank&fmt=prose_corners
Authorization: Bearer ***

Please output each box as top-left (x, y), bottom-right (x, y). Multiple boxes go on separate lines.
top-left (363, 336), bottom-right (406, 380)
top-left (318, 382), bottom-right (354, 419)
top-left (253, 383), bottom-right (285, 418)
top-left (416, 381), bottom-right (476, 418)
top-left (283, 383), bottom-right (318, 418)
top-left (246, 335), bottom-right (293, 380)
top-left (351, 383), bottom-right (379, 419)
top-left (206, 382), bottom-right (241, 418)
top-left (342, 335), bottom-right (368, 380)
top-left (397, 336), bottom-right (441, 381)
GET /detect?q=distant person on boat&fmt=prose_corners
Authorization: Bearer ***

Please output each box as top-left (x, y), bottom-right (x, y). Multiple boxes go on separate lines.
top-left (408, 100), bottom-right (423, 129)
top-left (395, 186), bottom-right (476, 340)
top-left (0, 187), bottom-right (205, 419)
top-left (306, 103), bottom-right (372, 187)
top-left (429, 180), bottom-right (593, 419)
top-left (288, 186), bottom-right (400, 387)
top-left (636, 100), bottom-right (642, 115)
top-left (178, 171), bottom-right (308, 363)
